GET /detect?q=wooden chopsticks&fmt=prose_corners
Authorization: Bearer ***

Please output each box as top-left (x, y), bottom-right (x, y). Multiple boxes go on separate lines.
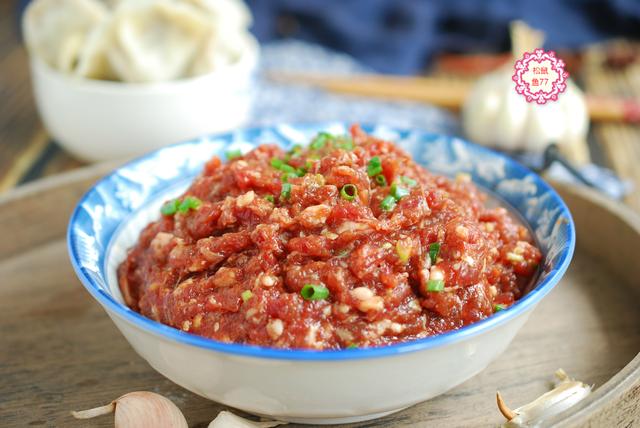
top-left (268, 72), bottom-right (640, 124)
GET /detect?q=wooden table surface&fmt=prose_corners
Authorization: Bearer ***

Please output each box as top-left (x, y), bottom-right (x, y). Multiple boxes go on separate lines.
top-left (1, 1), bottom-right (639, 212)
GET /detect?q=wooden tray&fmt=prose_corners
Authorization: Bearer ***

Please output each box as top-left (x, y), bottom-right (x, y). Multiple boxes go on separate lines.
top-left (1, 165), bottom-right (639, 427)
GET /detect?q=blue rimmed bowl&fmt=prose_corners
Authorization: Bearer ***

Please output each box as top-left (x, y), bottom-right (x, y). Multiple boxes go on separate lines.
top-left (67, 123), bottom-right (575, 425)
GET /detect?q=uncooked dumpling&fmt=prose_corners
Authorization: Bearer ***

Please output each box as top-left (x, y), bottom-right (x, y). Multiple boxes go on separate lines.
top-left (185, 0), bottom-right (254, 75)
top-left (75, 20), bottom-right (118, 80)
top-left (107, 0), bottom-right (211, 82)
top-left (23, 0), bottom-right (108, 72)
top-left (183, 0), bottom-right (252, 29)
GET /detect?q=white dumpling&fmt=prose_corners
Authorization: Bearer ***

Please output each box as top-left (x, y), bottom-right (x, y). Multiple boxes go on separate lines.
top-left (182, 0), bottom-right (252, 29)
top-left (185, 0), bottom-right (254, 75)
top-left (190, 30), bottom-right (254, 75)
top-left (75, 21), bottom-right (118, 80)
top-left (23, 0), bottom-right (108, 72)
top-left (107, 0), bottom-right (212, 82)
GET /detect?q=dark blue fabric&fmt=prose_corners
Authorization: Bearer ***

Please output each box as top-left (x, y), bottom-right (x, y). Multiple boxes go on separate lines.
top-left (17, 0), bottom-right (640, 74)
top-left (245, 0), bottom-right (640, 74)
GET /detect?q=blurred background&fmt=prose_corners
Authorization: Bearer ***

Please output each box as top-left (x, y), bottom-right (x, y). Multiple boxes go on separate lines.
top-left (2, 0), bottom-right (640, 210)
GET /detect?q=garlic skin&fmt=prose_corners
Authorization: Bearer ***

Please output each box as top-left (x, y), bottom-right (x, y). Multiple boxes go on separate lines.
top-left (208, 410), bottom-right (288, 427)
top-left (497, 369), bottom-right (592, 427)
top-left (462, 67), bottom-right (589, 161)
top-left (72, 391), bottom-right (188, 428)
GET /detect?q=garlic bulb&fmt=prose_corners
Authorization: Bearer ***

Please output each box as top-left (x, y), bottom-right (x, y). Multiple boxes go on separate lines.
top-left (462, 21), bottom-right (589, 163)
top-left (71, 391), bottom-right (188, 428)
top-left (497, 369), bottom-right (592, 427)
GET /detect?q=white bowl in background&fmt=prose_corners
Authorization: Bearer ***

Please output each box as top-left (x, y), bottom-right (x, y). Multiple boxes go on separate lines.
top-left (29, 36), bottom-right (259, 162)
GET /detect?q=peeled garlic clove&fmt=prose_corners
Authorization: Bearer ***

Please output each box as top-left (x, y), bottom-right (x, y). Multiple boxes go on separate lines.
top-left (208, 411), bottom-right (287, 428)
top-left (497, 369), bottom-right (592, 427)
top-left (72, 391), bottom-right (188, 428)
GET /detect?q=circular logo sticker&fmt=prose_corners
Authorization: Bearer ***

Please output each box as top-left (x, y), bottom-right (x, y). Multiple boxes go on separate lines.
top-left (512, 48), bottom-right (568, 104)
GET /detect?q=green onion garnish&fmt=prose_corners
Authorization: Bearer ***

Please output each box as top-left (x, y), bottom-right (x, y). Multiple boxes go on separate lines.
top-left (380, 195), bottom-right (396, 211)
top-left (160, 199), bottom-right (180, 216)
top-left (335, 136), bottom-right (354, 151)
top-left (225, 149), bottom-right (242, 160)
top-left (494, 304), bottom-right (506, 312)
top-left (340, 184), bottom-right (358, 201)
top-left (374, 174), bottom-right (387, 186)
top-left (426, 279), bottom-right (445, 292)
top-left (281, 182), bottom-right (292, 200)
top-left (310, 132), bottom-right (333, 150)
top-left (287, 144), bottom-right (303, 157)
top-left (346, 344), bottom-right (358, 349)
top-left (367, 156), bottom-right (383, 177)
top-left (390, 183), bottom-right (410, 200)
top-left (401, 176), bottom-right (417, 187)
top-left (241, 290), bottom-right (253, 302)
top-left (428, 242), bottom-right (441, 264)
top-left (300, 284), bottom-right (330, 301)
top-left (270, 158), bottom-right (297, 174)
top-left (265, 195), bottom-right (275, 203)
top-left (176, 196), bottom-right (202, 214)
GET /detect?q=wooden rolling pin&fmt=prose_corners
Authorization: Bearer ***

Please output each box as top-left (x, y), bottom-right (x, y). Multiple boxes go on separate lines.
top-left (269, 72), bottom-right (640, 124)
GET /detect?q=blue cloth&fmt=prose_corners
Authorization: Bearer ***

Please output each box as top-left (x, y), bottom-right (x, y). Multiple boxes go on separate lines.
top-left (245, 0), bottom-right (640, 74)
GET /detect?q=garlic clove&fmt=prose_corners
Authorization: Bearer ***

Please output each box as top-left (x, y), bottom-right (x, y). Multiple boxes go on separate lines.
top-left (208, 410), bottom-right (288, 428)
top-left (497, 369), bottom-right (592, 427)
top-left (72, 391), bottom-right (188, 428)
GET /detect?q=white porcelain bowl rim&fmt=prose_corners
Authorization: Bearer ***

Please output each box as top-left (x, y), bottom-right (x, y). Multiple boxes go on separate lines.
top-left (30, 34), bottom-right (259, 94)
top-left (67, 123), bottom-right (576, 361)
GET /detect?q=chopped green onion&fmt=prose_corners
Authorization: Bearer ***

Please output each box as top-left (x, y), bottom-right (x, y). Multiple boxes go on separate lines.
top-left (270, 158), bottom-right (285, 169)
top-left (265, 195), bottom-right (275, 203)
top-left (305, 160), bottom-right (314, 171)
top-left (396, 241), bottom-right (411, 263)
top-left (380, 195), bottom-right (396, 212)
top-left (310, 132), bottom-right (333, 150)
top-left (335, 135), bottom-right (354, 151)
top-left (241, 290), bottom-right (253, 302)
top-left (287, 144), bottom-right (303, 157)
top-left (177, 196), bottom-right (202, 214)
top-left (429, 242), bottom-right (441, 264)
top-left (340, 184), bottom-right (358, 201)
top-left (367, 156), bottom-right (383, 177)
top-left (426, 279), bottom-right (445, 292)
top-left (225, 149), bottom-right (242, 160)
top-left (346, 344), bottom-right (358, 349)
top-left (300, 284), bottom-right (330, 301)
top-left (401, 176), bottom-right (417, 187)
top-left (374, 174), bottom-right (387, 187)
top-left (494, 303), bottom-right (506, 312)
top-left (270, 158), bottom-right (296, 174)
top-left (295, 168), bottom-right (306, 177)
top-left (281, 172), bottom-right (293, 183)
top-left (160, 199), bottom-right (180, 216)
top-left (390, 183), bottom-right (410, 200)
top-left (280, 182), bottom-right (292, 200)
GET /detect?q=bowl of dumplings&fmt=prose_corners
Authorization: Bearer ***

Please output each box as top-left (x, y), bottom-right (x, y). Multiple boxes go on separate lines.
top-left (23, 0), bottom-right (259, 162)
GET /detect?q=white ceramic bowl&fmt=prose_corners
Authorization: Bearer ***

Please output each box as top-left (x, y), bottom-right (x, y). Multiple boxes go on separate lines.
top-left (68, 123), bottom-right (575, 425)
top-left (29, 36), bottom-right (259, 162)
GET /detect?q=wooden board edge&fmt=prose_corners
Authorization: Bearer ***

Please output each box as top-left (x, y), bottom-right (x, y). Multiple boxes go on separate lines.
top-left (0, 162), bottom-right (117, 260)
